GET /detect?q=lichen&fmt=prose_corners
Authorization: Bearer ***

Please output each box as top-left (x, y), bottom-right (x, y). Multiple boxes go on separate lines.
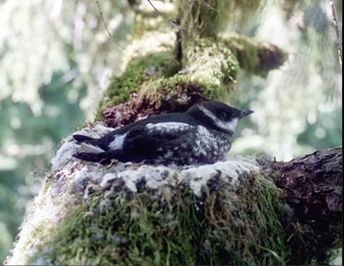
top-left (183, 38), bottom-right (240, 93)
top-left (179, 0), bottom-right (230, 41)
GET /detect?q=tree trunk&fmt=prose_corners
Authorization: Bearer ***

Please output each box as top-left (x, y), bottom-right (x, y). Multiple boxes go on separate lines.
top-left (5, 1), bottom-right (342, 265)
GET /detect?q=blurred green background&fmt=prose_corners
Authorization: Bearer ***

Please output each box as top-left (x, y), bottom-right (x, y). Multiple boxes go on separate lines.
top-left (0, 0), bottom-right (342, 262)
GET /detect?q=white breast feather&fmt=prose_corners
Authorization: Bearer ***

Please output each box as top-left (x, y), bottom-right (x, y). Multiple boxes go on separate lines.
top-left (226, 118), bottom-right (238, 132)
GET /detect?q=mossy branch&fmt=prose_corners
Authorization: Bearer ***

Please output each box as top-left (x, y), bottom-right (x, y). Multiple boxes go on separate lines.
top-left (273, 147), bottom-right (343, 264)
top-left (223, 34), bottom-right (288, 77)
top-left (96, 0), bottom-right (286, 127)
top-left (5, 144), bottom-right (342, 265)
top-left (96, 39), bottom-right (239, 127)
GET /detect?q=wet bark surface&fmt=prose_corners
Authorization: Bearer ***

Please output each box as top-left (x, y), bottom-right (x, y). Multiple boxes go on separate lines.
top-left (273, 147), bottom-right (342, 264)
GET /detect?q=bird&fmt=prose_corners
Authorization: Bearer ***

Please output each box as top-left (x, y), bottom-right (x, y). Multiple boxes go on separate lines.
top-left (72, 101), bottom-right (253, 165)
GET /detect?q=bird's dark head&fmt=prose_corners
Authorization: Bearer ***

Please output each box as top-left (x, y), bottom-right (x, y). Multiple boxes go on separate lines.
top-left (187, 101), bottom-right (253, 134)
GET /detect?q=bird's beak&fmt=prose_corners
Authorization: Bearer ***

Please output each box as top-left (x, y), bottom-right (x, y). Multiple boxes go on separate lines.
top-left (241, 109), bottom-right (254, 118)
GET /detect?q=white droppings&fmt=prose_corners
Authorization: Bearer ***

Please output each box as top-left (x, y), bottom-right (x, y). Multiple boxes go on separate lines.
top-left (51, 141), bottom-right (78, 172)
top-left (183, 159), bottom-right (259, 196)
top-left (112, 165), bottom-right (176, 192)
top-left (100, 173), bottom-right (118, 189)
top-left (77, 169), bottom-right (103, 187)
top-left (108, 133), bottom-right (127, 150)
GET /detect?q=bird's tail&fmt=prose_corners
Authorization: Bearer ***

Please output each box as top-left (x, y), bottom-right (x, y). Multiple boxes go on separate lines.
top-left (73, 134), bottom-right (96, 143)
top-left (73, 134), bottom-right (108, 163)
top-left (73, 151), bottom-right (111, 164)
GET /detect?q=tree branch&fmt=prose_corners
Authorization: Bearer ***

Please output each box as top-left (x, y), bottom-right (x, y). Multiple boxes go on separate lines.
top-left (328, 0), bottom-right (342, 70)
top-left (223, 34), bottom-right (287, 77)
top-left (273, 147), bottom-right (342, 264)
top-left (5, 142), bottom-right (342, 265)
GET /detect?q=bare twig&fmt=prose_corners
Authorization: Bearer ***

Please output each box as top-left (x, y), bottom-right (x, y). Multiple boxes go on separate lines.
top-left (146, 0), bottom-right (185, 30)
top-left (199, 0), bottom-right (219, 12)
top-left (328, 0), bottom-right (342, 70)
top-left (95, 0), bottom-right (125, 50)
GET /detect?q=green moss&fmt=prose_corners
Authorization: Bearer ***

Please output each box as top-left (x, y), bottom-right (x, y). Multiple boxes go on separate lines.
top-left (225, 35), bottom-right (260, 74)
top-left (184, 38), bottom-right (240, 93)
top-left (96, 39), bottom-right (241, 120)
top-left (224, 34), bottom-right (287, 76)
top-left (97, 39), bottom-right (238, 118)
top-left (31, 176), bottom-right (289, 265)
top-left (255, 177), bottom-right (290, 265)
top-left (96, 51), bottom-right (181, 119)
top-left (135, 38), bottom-right (242, 102)
top-left (137, 74), bottom-right (228, 103)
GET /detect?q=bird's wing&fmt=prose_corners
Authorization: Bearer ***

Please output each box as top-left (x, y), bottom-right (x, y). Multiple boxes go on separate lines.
top-left (127, 122), bottom-right (194, 144)
top-left (121, 122), bottom-right (196, 162)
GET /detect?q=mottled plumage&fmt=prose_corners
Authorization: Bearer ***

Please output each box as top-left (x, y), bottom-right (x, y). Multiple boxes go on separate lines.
top-left (73, 101), bottom-right (253, 165)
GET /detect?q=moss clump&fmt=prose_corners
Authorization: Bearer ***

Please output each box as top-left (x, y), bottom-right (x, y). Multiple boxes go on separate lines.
top-left (138, 74), bottom-right (228, 103)
top-left (134, 39), bottom-right (240, 102)
top-left (184, 38), bottom-right (240, 94)
top-left (224, 34), bottom-right (287, 76)
top-left (101, 77), bottom-right (206, 128)
top-left (98, 39), bottom-right (238, 126)
top-left (255, 177), bottom-right (290, 265)
top-left (129, 39), bottom-right (240, 103)
top-left (30, 175), bottom-right (289, 265)
top-left (225, 35), bottom-right (261, 74)
top-left (96, 51), bottom-right (181, 119)
top-left (100, 74), bottom-right (229, 128)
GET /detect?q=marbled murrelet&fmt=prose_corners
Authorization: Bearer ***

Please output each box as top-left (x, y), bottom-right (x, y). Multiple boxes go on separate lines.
top-left (72, 101), bottom-right (253, 165)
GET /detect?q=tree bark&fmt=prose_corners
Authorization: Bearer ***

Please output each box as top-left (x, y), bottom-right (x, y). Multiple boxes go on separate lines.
top-left (273, 148), bottom-right (343, 264)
